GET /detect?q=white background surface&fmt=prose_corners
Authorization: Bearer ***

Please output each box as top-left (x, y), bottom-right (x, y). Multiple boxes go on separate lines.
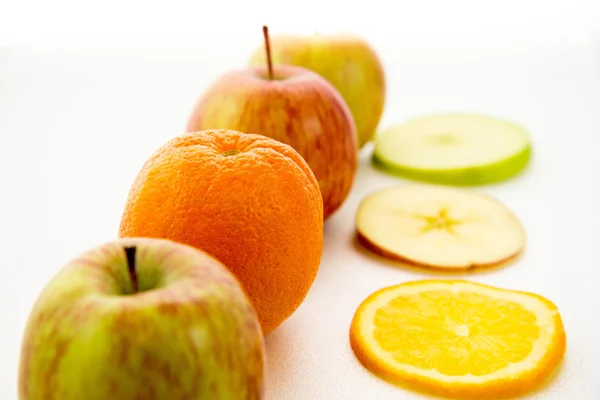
top-left (2, 0), bottom-right (600, 399)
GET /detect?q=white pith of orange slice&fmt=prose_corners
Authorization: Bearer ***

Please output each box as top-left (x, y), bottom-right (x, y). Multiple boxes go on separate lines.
top-left (350, 280), bottom-right (566, 400)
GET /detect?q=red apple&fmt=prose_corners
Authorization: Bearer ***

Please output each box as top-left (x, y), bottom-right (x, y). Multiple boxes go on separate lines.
top-left (248, 32), bottom-right (386, 148)
top-left (186, 27), bottom-right (358, 220)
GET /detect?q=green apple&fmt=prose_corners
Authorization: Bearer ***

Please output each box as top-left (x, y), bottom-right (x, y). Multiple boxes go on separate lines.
top-left (186, 27), bottom-right (358, 220)
top-left (248, 31), bottom-right (386, 148)
top-left (372, 113), bottom-right (532, 185)
top-left (18, 238), bottom-right (266, 400)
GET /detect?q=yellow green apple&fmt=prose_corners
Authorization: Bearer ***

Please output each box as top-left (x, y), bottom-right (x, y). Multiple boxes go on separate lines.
top-left (248, 32), bottom-right (386, 148)
top-left (18, 238), bottom-right (265, 400)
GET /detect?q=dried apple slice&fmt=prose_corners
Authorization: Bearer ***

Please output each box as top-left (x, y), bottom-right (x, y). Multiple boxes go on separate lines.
top-left (356, 185), bottom-right (526, 270)
top-left (372, 113), bottom-right (532, 185)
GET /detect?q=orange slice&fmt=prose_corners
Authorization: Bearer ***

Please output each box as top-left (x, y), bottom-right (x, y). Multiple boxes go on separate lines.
top-left (350, 280), bottom-right (566, 399)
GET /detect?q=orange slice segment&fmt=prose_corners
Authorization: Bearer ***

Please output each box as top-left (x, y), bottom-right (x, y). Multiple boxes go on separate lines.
top-left (350, 280), bottom-right (566, 399)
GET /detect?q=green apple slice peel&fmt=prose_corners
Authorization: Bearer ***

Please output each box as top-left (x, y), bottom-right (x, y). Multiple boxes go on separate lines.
top-left (372, 113), bottom-right (532, 185)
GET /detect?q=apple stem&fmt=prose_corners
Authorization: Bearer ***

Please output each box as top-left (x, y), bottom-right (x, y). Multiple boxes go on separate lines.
top-left (262, 25), bottom-right (274, 80)
top-left (124, 246), bottom-right (138, 293)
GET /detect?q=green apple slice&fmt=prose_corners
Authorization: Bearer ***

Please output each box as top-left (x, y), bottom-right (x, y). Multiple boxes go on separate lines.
top-left (356, 184), bottom-right (526, 270)
top-left (372, 113), bottom-right (532, 185)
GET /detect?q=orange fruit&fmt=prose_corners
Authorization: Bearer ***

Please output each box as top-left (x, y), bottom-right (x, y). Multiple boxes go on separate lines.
top-left (350, 280), bottom-right (566, 399)
top-left (118, 129), bottom-right (324, 335)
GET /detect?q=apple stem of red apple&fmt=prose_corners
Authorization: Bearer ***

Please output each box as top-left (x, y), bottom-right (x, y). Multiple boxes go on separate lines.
top-left (124, 246), bottom-right (138, 293)
top-left (262, 25), bottom-right (274, 80)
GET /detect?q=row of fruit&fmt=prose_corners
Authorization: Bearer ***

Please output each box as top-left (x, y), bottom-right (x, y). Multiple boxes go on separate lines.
top-left (17, 26), bottom-right (565, 400)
